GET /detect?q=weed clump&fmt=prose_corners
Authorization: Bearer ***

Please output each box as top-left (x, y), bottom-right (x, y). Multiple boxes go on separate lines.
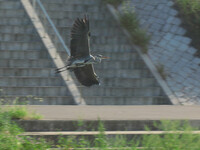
top-left (119, 2), bottom-right (150, 53)
top-left (0, 114), bottom-right (200, 149)
top-left (57, 120), bottom-right (200, 149)
top-left (0, 96), bottom-right (43, 120)
top-left (0, 107), bottom-right (49, 150)
top-left (156, 63), bottom-right (168, 80)
top-left (2, 106), bottom-right (42, 120)
top-left (175, 0), bottom-right (200, 56)
top-left (142, 120), bottom-right (200, 149)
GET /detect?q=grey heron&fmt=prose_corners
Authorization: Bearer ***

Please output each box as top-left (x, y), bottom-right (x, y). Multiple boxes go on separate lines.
top-left (56, 15), bottom-right (108, 86)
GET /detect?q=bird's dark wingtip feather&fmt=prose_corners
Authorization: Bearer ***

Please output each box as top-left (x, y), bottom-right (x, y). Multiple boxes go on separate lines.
top-left (73, 65), bottom-right (99, 87)
top-left (84, 81), bottom-right (100, 87)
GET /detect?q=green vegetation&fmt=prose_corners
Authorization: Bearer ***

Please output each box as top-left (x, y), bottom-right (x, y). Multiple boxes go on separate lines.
top-left (176, 0), bottom-right (200, 13)
top-left (56, 121), bottom-right (137, 149)
top-left (0, 107), bottom-right (50, 150)
top-left (56, 120), bottom-right (200, 149)
top-left (102, 0), bottom-right (123, 8)
top-left (119, 2), bottom-right (150, 53)
top-left (142, 120), bottom-right (200, 149)
top-left (1, 106), bottom-right (42, 120)
top-left (102, 0), bottom-right (150, 53)
top-left (0, 94), bottom-right (43, 120)
top-left (0, 90), bottom-right (199, 149)
top-left (0, 110), bottom-right (200, 150)
top-left (156, 63), bottom-right (168, 80)
top-left (175, 0), bottom-right (200, 55)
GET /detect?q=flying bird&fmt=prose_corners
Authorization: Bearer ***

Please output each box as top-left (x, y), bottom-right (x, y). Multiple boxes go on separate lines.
top-left (56, 15), bottom-right (108, 86)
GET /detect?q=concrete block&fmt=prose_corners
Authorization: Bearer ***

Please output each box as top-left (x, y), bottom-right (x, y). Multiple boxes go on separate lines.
top-left (170, 25), bottom-right (179, 33)
top-left (179, 43), bottom-right (189, 52)
top-left (163, 6), bottom-right (170, 13)
top-left (176, 27), bottom-right (186, 35)
top-left (169, 9), bottom-right (178, 16)
top-left (158, 39), bottom-right (169, 47)
top-left (1, 86), bottom-right (70, 96)
top-left (166, 16), bottom-right (175, 24)
top-left (168, 39), bottom-right (181, 48)
top-left (0, 0), bottom-right (171, 105)
top-left (172, 18), bottom-right (181, 25)
top-left (157, 4), bottom-right (165, 10)
top-left (181, 37), bottom-right (192, 45)
top-left (163, 33), bottom-right (174, 41)
top-left (187, 47), bottom-right (197, 55)
top-left (0, 77), bottom-right (64, 86)
top-left (0, 26), bottom-right (12, 33)
top-left (0, 59), bottom-right (54, 68)
top-left (167, 1), bottom-right (174, 6)
top-left (144, 5), bottom-right (155, 11)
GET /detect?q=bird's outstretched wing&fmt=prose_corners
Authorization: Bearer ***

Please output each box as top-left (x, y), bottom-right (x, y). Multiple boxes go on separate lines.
top-left (73, 65), bottom-right (99, 87)
top-left (70, 15), bottom-right (90, 58)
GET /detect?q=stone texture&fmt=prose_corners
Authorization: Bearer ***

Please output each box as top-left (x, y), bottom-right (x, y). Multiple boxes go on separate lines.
top-left (39, 0), bottom-right (170, 105)
top-left (0, 0), bottom-right (171, 105)
top-left (130, 0), bottom-right (200, 104)
top-left (0, 0), bottom-right (74, 105)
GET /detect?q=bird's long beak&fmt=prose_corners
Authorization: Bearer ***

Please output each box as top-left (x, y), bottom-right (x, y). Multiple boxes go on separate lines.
top-left (102, 56), bottom-right (109, 59)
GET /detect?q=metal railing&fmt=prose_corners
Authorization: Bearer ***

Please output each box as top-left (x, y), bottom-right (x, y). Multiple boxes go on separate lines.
top-left (30, 0), bottom-right (70, 56)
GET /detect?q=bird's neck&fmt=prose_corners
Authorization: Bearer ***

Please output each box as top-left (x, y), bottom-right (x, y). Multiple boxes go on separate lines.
top-left (94, 56), bottom-right (101, 63)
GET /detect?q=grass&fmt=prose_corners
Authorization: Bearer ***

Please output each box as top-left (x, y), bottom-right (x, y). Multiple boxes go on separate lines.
top-left (0, 94), bottom-right (43, 120)
top-left (142, 120), bottom-right (200, 149)
top-left (0, 90), bottom-right (199, 149)
top-left (156, 63), bottom-right (168, 80)
top-left (102, 0), bottom-right (150, 53)
top-left (0, 107), bottom-right (50, 150)
top-left (119, 2), bottom-right (150, 53)
top-left (175, 0), bottom-right (200, 56)
top-left (1, 106), bottom-right (42, 120)
top-left (0, 109), bottom-right (200, 149)
top-left (56, 120), bottom-right (200, 149)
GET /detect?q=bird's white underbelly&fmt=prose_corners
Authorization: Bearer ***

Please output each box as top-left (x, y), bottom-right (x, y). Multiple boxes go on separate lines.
top-left (69, 59), bottom-right (88, 68)
top-left (67, 58), bottom-right (95, 69)
top-left (73, 59), bottom-right (84, 64)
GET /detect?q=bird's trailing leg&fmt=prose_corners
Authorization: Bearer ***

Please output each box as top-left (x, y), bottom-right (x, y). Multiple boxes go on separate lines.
top-left (55, 66), bottom-right (68, 73)
top-left (55, 66), bottom-right (75, 74)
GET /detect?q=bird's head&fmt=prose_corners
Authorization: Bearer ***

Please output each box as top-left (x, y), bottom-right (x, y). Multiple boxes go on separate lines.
top-left (94, 54), bottom-right (109, 63)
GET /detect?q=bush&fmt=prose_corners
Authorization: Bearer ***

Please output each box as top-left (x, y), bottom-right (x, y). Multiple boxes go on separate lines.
top-left (57, 120), bottom-right (200, 149)
top-left (119, 2), bottom-right (150, 53)
top-left (0, 106), bottom-right (42, 120)
top-left (175, 0), bottom-right (200, 55)
top-left (0, 113), bottom-right (200, 149)
top-left (142, 120), bottom-right (200, 149)
top-left (0, 108), bottom-right (50, 150)
top-left (156, 63), bottom-right (167, 80)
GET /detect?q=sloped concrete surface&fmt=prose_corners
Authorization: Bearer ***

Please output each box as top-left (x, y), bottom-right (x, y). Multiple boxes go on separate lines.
top-left (39, 0), bottom-right (170, 105)
top-left (0, 0), bottom-right (75, 105)
top-left (130, 0), bottom-right (200, 105)
top-left (1, 0), bottom-right (199, 105)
